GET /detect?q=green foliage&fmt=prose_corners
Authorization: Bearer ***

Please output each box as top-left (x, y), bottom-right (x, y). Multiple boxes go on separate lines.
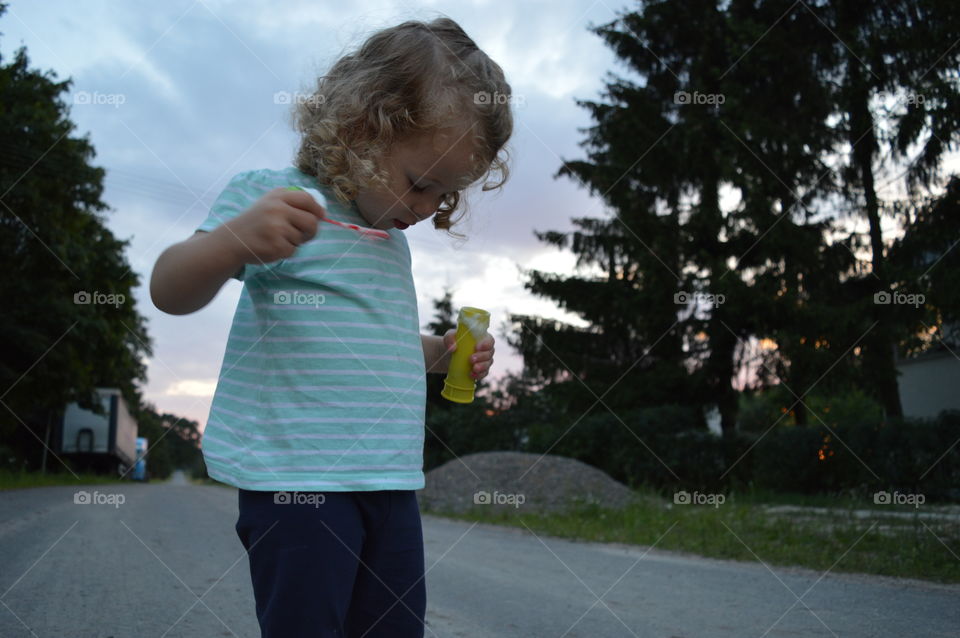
top-left (0, 468), bottom-right (126, 491)
top-left (736, 385), bottom-right (795, 433)
top-left (0, 21), bottom-right (151, 467)
top-left (506, 315), bottom-right (697, 419)
top-left (190, 454), bottom-right (210, 481)
top-left (423, 395), bottom-right (524, 471)
top-left (805, 390), bottom-right (885, 430)
top-left (752, 412), bottom-right (960, 499)
top-left (737, 387), bottom-right (884, 432)
top-left (0, 14), bottom-right (201, 478)
top-left (442, 373), bottom-right (958, 501)
top-left (512, 0), bottom-right (960, 438)
top-left (889, 176), bottom-right (960, 354)
top-left (435, 488), bottom-right (960, 583)
top-left (522, 404), bottom-right (741, 492)
top-left (751, 425), bottom-right (830, 493)
top-left (131, 403), bottom-right (204, 481)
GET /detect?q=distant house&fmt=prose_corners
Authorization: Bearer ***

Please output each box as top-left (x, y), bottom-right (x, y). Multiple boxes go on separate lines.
top-left (896, 347), bottom-right (960, 419)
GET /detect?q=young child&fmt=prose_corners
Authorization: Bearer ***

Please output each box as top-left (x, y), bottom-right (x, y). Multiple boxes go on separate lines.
top-left (150, 17), bottom-right (512, 638)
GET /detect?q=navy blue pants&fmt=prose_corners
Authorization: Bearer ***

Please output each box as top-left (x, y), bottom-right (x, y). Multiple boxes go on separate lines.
top-left (235, 489), bottom-right (426, 637)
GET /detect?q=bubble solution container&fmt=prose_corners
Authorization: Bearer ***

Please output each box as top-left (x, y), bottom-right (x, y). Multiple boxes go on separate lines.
top-left (441, 307), bottom-right (491, 403)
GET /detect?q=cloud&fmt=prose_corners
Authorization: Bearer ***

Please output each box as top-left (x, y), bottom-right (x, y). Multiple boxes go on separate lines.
top-left (2, 0), bottom-right (622, 428)
top-left (165, 379), bottom-right (219, 397)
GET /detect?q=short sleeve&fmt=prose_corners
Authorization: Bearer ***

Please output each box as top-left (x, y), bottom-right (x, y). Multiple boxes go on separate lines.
top-left (196, 170), bottom-right (284, 281)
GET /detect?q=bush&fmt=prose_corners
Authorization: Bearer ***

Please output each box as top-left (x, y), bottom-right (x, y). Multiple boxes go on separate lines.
top-left (737, 387), bottom-right (884, 432)
top-left (737, 385), bottom-right (796, 432)
top-left (752, 425), bottom-right (837, 492)
top-left (423, 396), bottom-right (525, 471)
top-left (805, 389), bottom-right (885, 430)
top-left (519, 405), bottom-right (722, 491)
top-left (431, 388), bottom-right (960, 502)
top-left (751, 410), bottom-right (960, 499)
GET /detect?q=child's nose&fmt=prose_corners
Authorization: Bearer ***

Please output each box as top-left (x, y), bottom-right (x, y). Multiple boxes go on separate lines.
top-left (411, 195), bottom-right (440, 219)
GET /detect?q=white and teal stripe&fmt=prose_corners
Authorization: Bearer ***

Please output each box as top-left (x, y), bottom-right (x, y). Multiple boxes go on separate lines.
top-left (197, 167), bottom-right (426, 491)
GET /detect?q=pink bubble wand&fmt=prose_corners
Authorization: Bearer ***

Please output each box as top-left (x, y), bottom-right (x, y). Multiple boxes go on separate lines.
top-left (286, 186), bottom-right (390, 241)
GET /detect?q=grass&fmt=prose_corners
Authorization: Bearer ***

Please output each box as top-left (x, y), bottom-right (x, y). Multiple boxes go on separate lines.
top-left (423, 488), bottom-right (960, 584)
top-left (0, 469), bottom-right (128, 491)
top-left (0, 469), bottom-right (225, 490)
top-left (6, 469), bottom-right (954, 583)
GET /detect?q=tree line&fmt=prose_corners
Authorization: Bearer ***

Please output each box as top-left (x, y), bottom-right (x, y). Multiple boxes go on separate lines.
top-left (506, 0), bottom-right (960, 436)
top-left (3, 1), bottom-right (959, 486)
top-left (0, 2), bottom-right (200, 478)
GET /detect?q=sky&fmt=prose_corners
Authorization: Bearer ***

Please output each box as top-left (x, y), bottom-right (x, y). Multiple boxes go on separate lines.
top-left (1, 0), bottom-right (628, 428)
top-left (4, 1), bottom-right (955, 432)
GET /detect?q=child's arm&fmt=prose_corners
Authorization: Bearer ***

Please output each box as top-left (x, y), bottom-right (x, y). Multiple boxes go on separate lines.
top-left (422, 335), bottom-right (454, 374)
top-left (422, 332), bottom-right (496, 379)
top-left (150, 188), bottom-right (325, 315)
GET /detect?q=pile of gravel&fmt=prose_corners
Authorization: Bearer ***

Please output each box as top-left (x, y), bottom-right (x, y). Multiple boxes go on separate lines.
top-left (417, 451), bottom-right (641, 515)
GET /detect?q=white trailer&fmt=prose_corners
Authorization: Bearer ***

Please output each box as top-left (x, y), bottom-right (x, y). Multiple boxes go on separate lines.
top-left (57, 388), bottom-right (138, 475)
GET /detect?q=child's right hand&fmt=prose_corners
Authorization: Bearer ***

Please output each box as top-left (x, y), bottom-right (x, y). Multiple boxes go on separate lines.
top-left (217, 187), bottom-right (327, 264)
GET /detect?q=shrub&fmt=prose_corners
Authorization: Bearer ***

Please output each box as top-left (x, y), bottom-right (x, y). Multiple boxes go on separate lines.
top-left (751, 411), bottom-right (960, 499)
top-left (431, 388), bottom-right (960, 502)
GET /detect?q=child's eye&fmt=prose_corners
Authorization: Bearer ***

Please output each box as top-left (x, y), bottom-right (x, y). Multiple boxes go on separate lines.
top-left (408, 177), bottom-right (427, 193)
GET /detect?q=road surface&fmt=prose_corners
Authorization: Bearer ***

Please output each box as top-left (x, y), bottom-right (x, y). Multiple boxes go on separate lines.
top-left (0, 475), bottom-right (957, 637)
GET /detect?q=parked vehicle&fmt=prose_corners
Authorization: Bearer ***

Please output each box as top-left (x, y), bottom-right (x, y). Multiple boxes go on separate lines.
top-left (132, 437), bottom-right (149, 481)
top-left (56, 388), bottom-right (138, 476)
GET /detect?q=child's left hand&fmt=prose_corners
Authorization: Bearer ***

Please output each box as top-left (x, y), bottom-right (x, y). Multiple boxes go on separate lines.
top-left (443, 330), bottom-right (495, 381)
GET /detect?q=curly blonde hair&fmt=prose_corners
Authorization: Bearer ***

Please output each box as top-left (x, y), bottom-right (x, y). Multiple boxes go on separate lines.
top-left (294, 17), bottom-right (513, 231)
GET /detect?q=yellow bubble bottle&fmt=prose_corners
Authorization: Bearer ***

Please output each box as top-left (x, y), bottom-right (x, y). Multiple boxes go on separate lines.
top-left (441, 307), bottom-right (490, 403)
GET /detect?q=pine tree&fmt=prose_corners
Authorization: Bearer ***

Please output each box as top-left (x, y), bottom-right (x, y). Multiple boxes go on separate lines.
top-left (512, 0), bottom-right (843, 434)
top-left (513, 0), bottom-right (960, 436)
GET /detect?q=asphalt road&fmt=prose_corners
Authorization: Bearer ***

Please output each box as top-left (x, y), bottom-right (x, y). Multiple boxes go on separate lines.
top-left (0, 475), bottom-right (958, 637)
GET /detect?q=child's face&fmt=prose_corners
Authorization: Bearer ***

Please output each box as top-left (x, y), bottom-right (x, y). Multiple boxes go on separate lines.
top-left (354, 124), bottom-right (478, 231)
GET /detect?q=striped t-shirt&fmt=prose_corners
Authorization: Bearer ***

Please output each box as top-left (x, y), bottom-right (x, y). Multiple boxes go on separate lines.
top-left (197, 167), bottom-right (426, 492)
